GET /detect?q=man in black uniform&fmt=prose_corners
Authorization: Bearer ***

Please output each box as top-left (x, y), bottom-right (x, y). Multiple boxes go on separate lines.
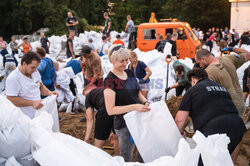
top-left (83, 85), bottom-right (119, 155)
top-left (175, 68), bottom-right (247, 164)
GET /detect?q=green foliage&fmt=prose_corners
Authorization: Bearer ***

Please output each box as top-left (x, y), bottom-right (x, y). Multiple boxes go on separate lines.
top-left (0, 0), bottom-right (231, 40)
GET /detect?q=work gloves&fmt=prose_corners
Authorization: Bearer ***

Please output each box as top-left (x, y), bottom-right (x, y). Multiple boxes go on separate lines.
top-left (221, 47), bottom-right (233, 52)
top-left (165, 87), bottom-right (171, 93)
top-left (139, 79), bottom-right (147, 84)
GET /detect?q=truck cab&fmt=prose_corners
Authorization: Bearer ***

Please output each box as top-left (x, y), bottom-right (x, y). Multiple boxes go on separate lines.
top-left (129, 22), bottom-right (201, 59)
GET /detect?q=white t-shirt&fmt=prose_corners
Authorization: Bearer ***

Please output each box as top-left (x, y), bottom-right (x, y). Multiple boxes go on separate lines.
top-left (6, 68), bottom-right (42, 119)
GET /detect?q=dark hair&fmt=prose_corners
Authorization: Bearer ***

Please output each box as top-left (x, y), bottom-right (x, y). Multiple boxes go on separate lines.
top-left (159, 35), bottom-right (163, 40)
top-left (196, 48), bottom-right (212, 60)
top-left (116, 34), bottom-right (121, 38)
top-left (187, 68), bottom-right (208, 82)
top-left (104, 12), bottom-right (108, 16)
top-left (36, 47), bottom-right (46, 57)
top-left (175, 65), bottom-right (185, 75)
top-left (21, 51), bottom-right (40, 65)
top-left (106, 34), bottom-right (111, 38)
top-left (102, 36), bottom-right (107, 41)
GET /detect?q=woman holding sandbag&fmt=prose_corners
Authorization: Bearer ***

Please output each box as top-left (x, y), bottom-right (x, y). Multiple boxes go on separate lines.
top-left (104, 44), bottom-right (150, 162)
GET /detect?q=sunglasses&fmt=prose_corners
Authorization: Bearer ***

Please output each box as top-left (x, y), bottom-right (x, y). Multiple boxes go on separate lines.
top-left (110, 45), bottom-right (125, 56)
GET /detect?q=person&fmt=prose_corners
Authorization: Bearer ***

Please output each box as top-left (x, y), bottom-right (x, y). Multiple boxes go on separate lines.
top-left (195, 48), bottom-right (250, 118)
top-left (62, 58), bottom-right (84, 113)
top-left (0, 36), bottom-right (7, 51)
top-left (10, 36), bottom-right (18, 55)
top-left (103, 12), bottom-right (111, 36)
top-left (40, 33), bottom-right (50, 54)
top-left (113, 34), bottom-right (125, 46)
top-left (239, 31), bottom-right (250, 48)
top-left (128, 51), bottom-right (152, 99)
top-left (36, 47), bottom-right (56, 92)
top-left (243, 65), bottom-right (250, 105)
top-left (232, 29), bottom-right (240, 46)
top-left (6, 51), bottom-right (58, 119)
top-left (124, 15), bottom-right (134, 35)
top-left (175, 68), bottom-right (247, 164)
top-left (99, 36), bottom-right (109, 57)
top-left (66, 11), bottom-right (79, 35)
top-left (83, 85), bottom-right (119, 155)
top-left (156, 33), bottom-right (171, 53)
top-left (80, 45), bottom-right (104, 87)
top-left (206, 32), bottom-right (216, 52)
top-left (155, 35), bottom-right (163, 49)
top-left (164, 32), bottom-right (178, 57)
top-left (104, 45), bottom-right (150, 162)
top-left (66, 31), bottom-right (75, 59)
top-left (1, 50), bottom-right (18, 78)
top-left (86, 38), bottom-right (95, 51)
top-left (165, 60), bottom-right (191, 96)
top-left (18, 36), bottom-right (32, 53)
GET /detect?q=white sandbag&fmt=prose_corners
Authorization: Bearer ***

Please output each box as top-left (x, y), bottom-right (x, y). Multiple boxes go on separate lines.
top-left (192, 131), bottom-right (233, 166)
top-left (30, 113), bottom-right (118, 166)
top-left (4, 157), bottom-right (22, 166)
top-left (124, 101), bottom-right (182, 162)
top-left (0, 96), bottom-right (35, 166)
top-left (35, 95), bottom-right (59, 132)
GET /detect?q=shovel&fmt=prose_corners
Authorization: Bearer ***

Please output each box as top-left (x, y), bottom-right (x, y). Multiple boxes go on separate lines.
top-left (165, 55), bottom-right (172, 100)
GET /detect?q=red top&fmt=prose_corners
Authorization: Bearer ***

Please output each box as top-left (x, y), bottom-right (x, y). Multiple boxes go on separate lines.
top-left (112, 39), bottom-right (125, 46)
top-left (208, 35), bottom-right (215, 41)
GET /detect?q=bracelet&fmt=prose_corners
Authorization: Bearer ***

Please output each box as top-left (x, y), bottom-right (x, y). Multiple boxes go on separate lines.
top-left (143, 101), bottom-right (150, 105)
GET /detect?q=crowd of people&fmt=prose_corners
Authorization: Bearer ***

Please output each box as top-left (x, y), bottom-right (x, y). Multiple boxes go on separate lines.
top-left (0, 11), bottom-right (250, 165)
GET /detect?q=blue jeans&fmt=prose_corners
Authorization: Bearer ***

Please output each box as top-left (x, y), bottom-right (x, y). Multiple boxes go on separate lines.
top-left (115, 127), bottom-right (143, 162)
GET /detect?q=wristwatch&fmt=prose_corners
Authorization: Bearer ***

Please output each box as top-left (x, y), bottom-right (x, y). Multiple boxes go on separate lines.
top-left (143, 101), bottom-right (150, 105)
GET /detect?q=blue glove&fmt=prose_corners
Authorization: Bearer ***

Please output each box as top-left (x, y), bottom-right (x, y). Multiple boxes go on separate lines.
top-left (139, 79), bottom-right (146, 84)
top-left (221, 47), bottom-right (233, 52)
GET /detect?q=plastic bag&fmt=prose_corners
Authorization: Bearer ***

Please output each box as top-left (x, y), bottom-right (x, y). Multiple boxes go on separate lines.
top-left (192, 131), bottom-right (233, 166)
top-left (124, 101), bottom-right (182, 162)
top-left (35, 95), bottom-right (59, 132)
top-left (30, 112), bottom-right (118, 166)
top-left (0, 96), bottom-right (35, 166)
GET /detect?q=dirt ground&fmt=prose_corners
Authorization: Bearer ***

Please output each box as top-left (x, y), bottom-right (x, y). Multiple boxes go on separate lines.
top-left (59, 97), bottom-right (250, 165)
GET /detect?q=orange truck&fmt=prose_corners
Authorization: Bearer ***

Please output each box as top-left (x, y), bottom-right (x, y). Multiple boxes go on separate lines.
top-left (128, 20), bottom-right (201, 59)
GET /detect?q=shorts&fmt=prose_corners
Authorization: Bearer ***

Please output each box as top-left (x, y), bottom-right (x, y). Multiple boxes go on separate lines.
top-left (94, 111), bottom-right (114, 140)
top-left (201, 114), bottom-right (247, 154)
top-left (139, 82), bottom-right (150, 91)
top-left (243, 79), bottom-right (249, 93)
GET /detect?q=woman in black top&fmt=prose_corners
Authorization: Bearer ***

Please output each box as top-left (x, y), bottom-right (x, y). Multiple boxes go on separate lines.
top-left (175, 68), bottom-right (246, 164)
top-left (104, 44), bottom-right (150, 162)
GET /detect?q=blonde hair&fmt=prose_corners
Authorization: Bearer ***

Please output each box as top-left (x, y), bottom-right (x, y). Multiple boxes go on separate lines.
top-left (108, 44), bottom-right (129, 63)
top-left (129, 51), bottom-right (138, 70)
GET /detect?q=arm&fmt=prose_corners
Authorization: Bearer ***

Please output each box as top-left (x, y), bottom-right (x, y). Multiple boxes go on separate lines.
top-left (143, 67), bottom-right (152, 81)
top-left (233, 48), bottom-right (250, 62)
top-left (175, 110), bottom-right (189, 132)
top-left (29, 44), bottom-right (33, 51)
top-left (40, 82), bottom-right (58, 96)
top-left (84, 107), bottom-right (94, 143)
top-left (170, 83), bottom-right (179, 89)
top-left (125, 24), bottom-right (129, 32)
top-left (104, 89), bottom-right (150, 116)
top-left (68, 41), bottom-right (75, 59)
top-left (107, 22), bottom-right (111, 33)
top-left (138, 91), bottom-right (148, 105)
top-left (17, 44), bottom-right (22, 50)
top-left (74, 20), bottom-right (79, 25)
top-left (7, 96), bottom-right (43, 110)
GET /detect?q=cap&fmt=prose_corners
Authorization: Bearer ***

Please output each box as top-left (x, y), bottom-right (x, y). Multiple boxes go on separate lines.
top-left (80, 45), bottom-right (93, 56)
